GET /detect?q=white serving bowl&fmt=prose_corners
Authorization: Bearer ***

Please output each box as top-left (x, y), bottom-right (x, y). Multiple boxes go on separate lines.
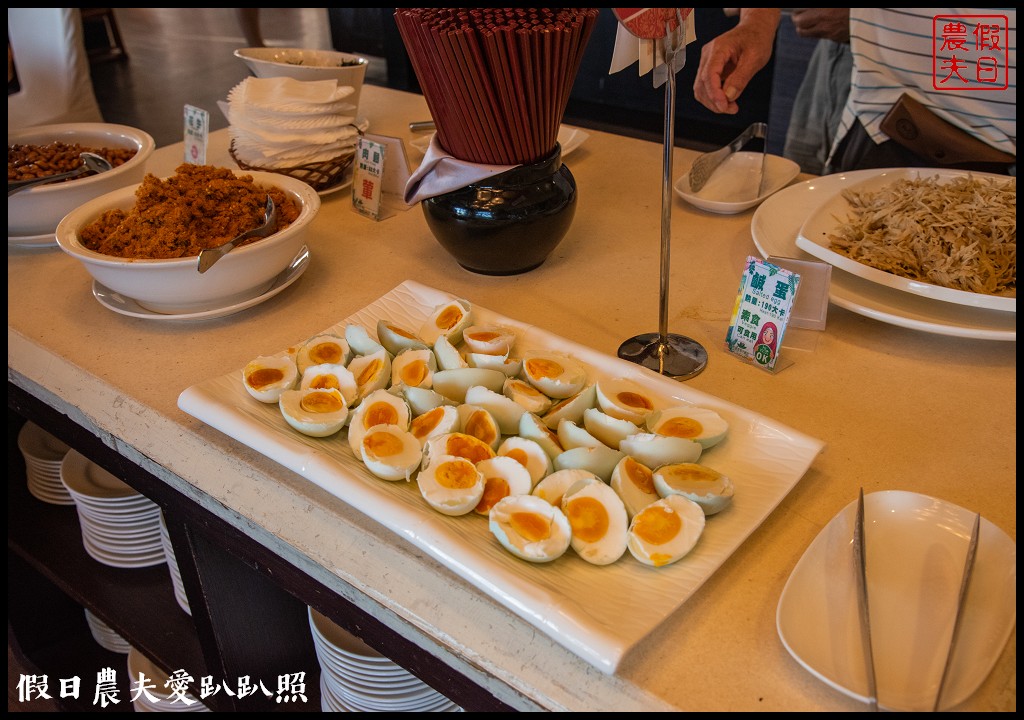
top-left (55, 170), bottom-right (320, 314)
top-left (234, 47), bottom-right (369, 108)
top-left (8, 123), bottom-right (156, 238)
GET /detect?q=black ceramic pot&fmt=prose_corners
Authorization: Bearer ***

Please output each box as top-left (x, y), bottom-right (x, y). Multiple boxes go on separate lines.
top-left (421, 144), bottom-right (577, 275)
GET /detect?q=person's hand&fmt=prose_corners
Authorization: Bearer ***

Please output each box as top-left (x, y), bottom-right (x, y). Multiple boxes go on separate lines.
top-left (790, 8), bottom-right (850, 44)
top-left (693, 8), bottom-right (780, 115)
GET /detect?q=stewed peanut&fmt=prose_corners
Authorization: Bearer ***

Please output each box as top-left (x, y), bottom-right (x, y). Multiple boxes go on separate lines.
top-left (8, 142), bottom-right (137, 184)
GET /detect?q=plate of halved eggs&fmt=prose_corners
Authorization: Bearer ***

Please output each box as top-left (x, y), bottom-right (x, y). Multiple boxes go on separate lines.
top-left (179, 279), bottom-right (824, 675)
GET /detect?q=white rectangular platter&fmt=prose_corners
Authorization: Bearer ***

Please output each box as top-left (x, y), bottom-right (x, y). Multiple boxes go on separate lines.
top-left (178, 280), bottom-right (825, 673)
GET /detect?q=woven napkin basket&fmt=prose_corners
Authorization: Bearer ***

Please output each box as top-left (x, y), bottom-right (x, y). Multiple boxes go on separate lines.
top-left (230, 141), bottom-right (356, 193)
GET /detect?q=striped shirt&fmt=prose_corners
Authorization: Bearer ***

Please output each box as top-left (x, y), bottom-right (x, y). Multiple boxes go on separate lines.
top-left (826, 8), bottom-right (1017, 166)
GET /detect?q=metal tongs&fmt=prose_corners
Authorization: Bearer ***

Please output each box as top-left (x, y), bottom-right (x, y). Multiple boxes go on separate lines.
top-left (196, 195), bottom-right (277, 274)
top-left (687, 121), bottom-right (768, 195)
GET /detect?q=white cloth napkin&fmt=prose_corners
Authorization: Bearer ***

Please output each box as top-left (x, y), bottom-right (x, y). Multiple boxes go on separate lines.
top-left (404, 135), bottom-right (516, 205)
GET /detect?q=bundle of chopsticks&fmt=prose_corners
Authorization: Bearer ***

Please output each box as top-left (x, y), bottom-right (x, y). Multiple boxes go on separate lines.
top-left (395, 8), bottom-right (599, 165)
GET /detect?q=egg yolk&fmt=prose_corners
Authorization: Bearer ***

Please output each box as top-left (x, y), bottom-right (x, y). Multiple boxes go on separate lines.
top-left (435, 306), bottom-right (464, 330)
top-left (444, 433), bottom-right (495, 463)
top-left (307, 373), bottom-right (341, 391)
top-left (411, 407), bottom-right (445, 439)
top-left (356, 358), bottom-right (384, 386)
top-left (300, 390), bottom-right (345, 414)
top-left (510, 511), bottom-right (552, 542)
top-left (658, 417), bottom-right (703, 439)
top-left (503, 448), bottom-right (530, 468)
top-left (659, 464), bottom-right (721, 490)
top-left (309, 341), bottom-right (344, 365)
top-left (399, 359), bottom-right (429, 386)
top-left (474, 476), bottom-right (510, 515)
top-left (246, 367), bottom-right (284, 390)
top-left (363, 431), bottom-right (404, 458)
top-left (624, 456), bottom-right (655, 493)
top-left (467, 330), bottom-right (502, 344)
top-left (564, 496), bottom-right (610, 543)
top-left (363, 401), bottom-right (400, 428)
top-left (462, 410), bottom-right (498, 446)
top-left (633, 504), bottom-right (681, 546)
top-left (386, 323), bottom-right (418, 339)
top-left (526, 358), bottom-right (564, 380)
top-left (509, 379), bottom-right (546, 399)
top-left (435, 459), bottom-right (478, 489)
top-left (616, 391), bottom-right (653, 411)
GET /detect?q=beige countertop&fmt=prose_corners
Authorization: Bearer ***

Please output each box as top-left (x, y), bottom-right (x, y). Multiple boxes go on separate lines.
top-left (7, 85), bottom-right (1015, 711)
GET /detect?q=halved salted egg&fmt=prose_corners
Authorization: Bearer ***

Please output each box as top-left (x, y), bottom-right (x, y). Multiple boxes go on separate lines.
top-left (464, 384), bottom-right (526, 435)
top-left (582, 407), bottom-right (639, 450)
top-left (347, 389), bottom-right (411, 455)
top-left (561, 480), bottom-right (629, 566)
top-left (610, 455), bottom-right (659, 519)
top-left (417, 454), bottom-right (484, 516)
top-left (489, 494), bottom-right (572, 563)
top-left (344, 322), bottom-right (385, 356)
top-left (299, 362), bottom-right (358, 407)
top-left (553, 444), bottom-right (625, 482)
top-left (473, 455), bottom-right (533, 516)
top-left (503, 376), bottom-right (553, 415)
top-left (360, 424), bottom-right (423, 481)
top-left (627, 494), bottom-right (705, 568)
top-left (497, 436), bottom-right (551, 486)
top-left (646, 406), bottom-right (729, 450)
top-left (462, 325), bottom-right (517, 356)
top-left (433, 334), bottom-right (468, 371)
top-left (296, 333), bottom-right (351, 374)
top-left (409, 405), bottom-right (460, 446)
top-left (347, 349), bottom-right (392, 400)
top-left (279, 388), bottom-right (349, 438)
top-left (556, 418), bottom-right (604, 450)
top-left (391, 347), bottom-right (436, 389)
top-left (541, 383), bottom-right (597, 429)
top-left (398, 385), bottom-right (452, 416)
top-left (595, 377), bottom-right (659, 424)
top-left (432, 367), bottom-right (506, 403)
top-left (242, 354), bottom-right (298, 403)
top-left (517, 412), bottom-right (564, 461)
top-left (456, 404), bottom-right (501, 450)
top-left (467, 352), bottom-right (522, 377)
top-left (652, 462), bottom-right (735, 515)
top-left (418, 299), bottom-right (473, 346)
top-left (376, 319), bottom-right (428, 356)
top-left (520, 353), bottom-right (588, 399)
top-left (532, 468), bottom-right (600, 507)
top-left (618, 432), bottom-right (702, 469)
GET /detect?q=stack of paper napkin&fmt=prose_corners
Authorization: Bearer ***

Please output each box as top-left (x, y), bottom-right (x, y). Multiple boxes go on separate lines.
top-left (225, 76), bottom-right (366, 169)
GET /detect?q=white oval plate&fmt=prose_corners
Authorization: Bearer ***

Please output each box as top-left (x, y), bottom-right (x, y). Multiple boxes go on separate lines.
top-left (92, 245), bottom-right (309, 321)
top-left (777, 490), bottom-right (1016, 712)
top-left (675, 151), bottom-right (800, 214)
top-left (750, 171), bottom-right (1016, 341)
top-left (795, 168), bottom-right (1015, 313)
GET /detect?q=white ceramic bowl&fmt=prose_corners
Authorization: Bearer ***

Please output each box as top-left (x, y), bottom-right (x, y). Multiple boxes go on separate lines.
top-left (55, 170), bottom-right (320, 314)
top-left (234, 47), bottom-right (369, 107)
top-left (8, 122), bottom-right (156, 238)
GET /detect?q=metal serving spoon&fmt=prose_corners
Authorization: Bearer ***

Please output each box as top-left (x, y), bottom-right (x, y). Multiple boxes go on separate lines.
top-left (197, 195), bottom-right (277, 274)
top-left (7, 152), bottom-right (115, 197)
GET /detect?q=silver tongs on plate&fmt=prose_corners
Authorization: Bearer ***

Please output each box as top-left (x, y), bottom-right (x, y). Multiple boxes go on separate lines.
top-left (687, 121), bottom-right (767, 194)
top-left (933, 512), bottom-right (981, 711)
top-left (853, 488), bottom-right (879, 711)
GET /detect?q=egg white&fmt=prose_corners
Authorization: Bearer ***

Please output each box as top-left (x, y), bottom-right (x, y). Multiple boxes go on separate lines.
top-left (296, 333), bottom-right (351, 374)
top-left (391, 347), bottom-right (436, 389)
top-left (497, 435), bottom-right (551, 487)
top-left (418, 299), bottom-right (472, 346)
top-left (473, 455), bottom-right (533, 516)
top-left (347, 349), bottom-right (392, 400)
top-left (278, 388), bottom-right (349, 438)
top-left (595, 377), bottom-right (659, 424)
top-left (561, 480), bottom-right (629, 566)
top-left (503, 377), bottom-right (553, 415)
top-left (409, 405), bottom-right (460, 446)
top-left (541, 383), bottom-right (597, 429)
top-left (489, 494), bottom-right (572, 563)
top-left (360, 424), bottom-right (423, 481)
top-left (582, 407), bottom-right (639, 450)
top-left (520, 353), bottom-right (588, 399)
top-left (627, 494), bottom-right (706, 568)
top-left (532, 468), bottom-right (600, 507)
top-left (647, 406), bottom-right (729, 450)
top-left (242, 354), bottom-right (298, 404)
top-left (462, 324), bottom-right (517, 356)
top-left (618, 432), bottom-right (702, 469)
top-left (456, 404), bottom-right (502, 449)
top-left (347, 389), bottom-right (411, 455)
top-left (610, 455), bottom-right (659, 520)
top-left (417, 454), bottom-right (484, 516)
top-left (652, 462), bottom-right (735, 515)
top-left (299, 362), bottom-right (358, 407)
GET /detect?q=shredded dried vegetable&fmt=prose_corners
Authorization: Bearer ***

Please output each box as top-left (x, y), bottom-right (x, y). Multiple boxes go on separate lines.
top-left (827, 174), bottom-right (1016, 297)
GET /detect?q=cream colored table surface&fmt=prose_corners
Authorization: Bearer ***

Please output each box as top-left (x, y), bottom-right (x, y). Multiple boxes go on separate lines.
top-left (7, 85), bottom-right (1015, 711)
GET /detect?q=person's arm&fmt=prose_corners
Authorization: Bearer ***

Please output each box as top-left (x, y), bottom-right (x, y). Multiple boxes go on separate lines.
top-left (693, 8), bottom-right (781, 114)
top-left (790, 8), bottom-right (850, 43)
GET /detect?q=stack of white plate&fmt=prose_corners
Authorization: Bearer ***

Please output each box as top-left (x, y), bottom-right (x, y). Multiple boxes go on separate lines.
top-left (159, 512), bottom-right (191, 615)
top-left (84, 608), bottom-right (131, 654)
top-left (308, 607), bottom-right (462, 713)
top-left (17, 421), bottom-right (73, 505)
top-left (126, 646), bottom-right (210, 712)
top-left (60, 450), bottom-right (165, 569)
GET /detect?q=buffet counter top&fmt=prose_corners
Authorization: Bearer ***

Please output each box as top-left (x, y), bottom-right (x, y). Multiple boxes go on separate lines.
top-left (7, 84), bottom-right (1015, 712)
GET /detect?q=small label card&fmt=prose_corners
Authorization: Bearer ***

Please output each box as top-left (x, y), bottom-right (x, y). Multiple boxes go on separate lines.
top-left (725, 256), bottom-right (801, 372)
top-left (352, 134), bottom-right (412, 220)
top-left (183, 105), bottom-right (209, 165)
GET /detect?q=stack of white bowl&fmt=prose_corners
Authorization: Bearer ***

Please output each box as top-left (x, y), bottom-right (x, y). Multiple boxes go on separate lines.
top-left (60, 450), bottom-right (165, 569)
top-left (159, 512), bottom-right (191, 615)
top-left (126, 646), bottom-right (210, 712)
top-left (307, 607), bottom-right (462, 712)
top-left (17, 421), bottom-right (73, 505)
top-left (84, 608), bottom-right (131, 654)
